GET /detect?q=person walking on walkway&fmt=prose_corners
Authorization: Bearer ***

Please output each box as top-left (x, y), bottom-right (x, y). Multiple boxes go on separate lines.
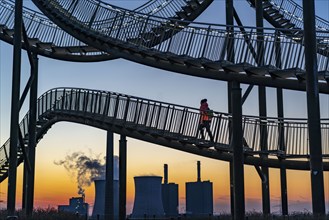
top-left (197, 99), bottom-right (214, 142)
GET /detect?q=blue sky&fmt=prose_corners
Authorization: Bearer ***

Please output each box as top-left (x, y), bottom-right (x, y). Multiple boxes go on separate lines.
top-left (0, 0), bottom-right (329, 214)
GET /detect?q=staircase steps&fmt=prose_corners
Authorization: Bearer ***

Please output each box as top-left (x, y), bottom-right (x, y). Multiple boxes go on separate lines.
top-left (52, 46), bottom-right (69, 54)
top-left (265, 8), bottom-right (279, 16)
top-left (318, 70), bottom-right (329, 82)
top-left (3, 28), bottom-right (14, 37)
top-left (182, 5), bottom-right (194, 14)
top-left (282, 23), bottom-right (295, 29)
top-left (202, 60), bottom-right (233, 70)
top-left (270, 67), bottom-right (304, 79)
top-left (262, 1), bottom-right (273, 9)
top-left (176, 11), bottom-right (188, 19)
top-left (27, 38), bottom-right (40, 46)
top-left (271, 13), bottom-right (284, 21)
top-left (245, 65), bottom-right (278, 76)
top-left (222, 62), bottom-right (254, 73)
top-left (0, 24), bottom-right (6, 31)
top-left (277, 18), bottom-right (289, 25)
top-left (182, 57), bottom-right (207, 68)
top-left (36, 42), bottom-right (54, 50)
top-left (167, 54), bottom-right (189, 65)
top-left (188, 0), bottom-right (201, 9)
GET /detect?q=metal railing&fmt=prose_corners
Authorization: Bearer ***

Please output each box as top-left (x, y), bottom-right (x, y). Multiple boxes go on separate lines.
top-left (0, 0), bottom-right (99, 53)
top-left (263, 0), bottom-right (329, 31)
top-left (1, 87), bottom-right (329, 169)
top-left (35, 0), bottom-right (329, 77)
top-left (1, 0), bottom-right (207, 58)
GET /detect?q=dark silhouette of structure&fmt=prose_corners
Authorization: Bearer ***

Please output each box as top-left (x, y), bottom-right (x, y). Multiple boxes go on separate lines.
top-left (58, 197), bottom-right (88, 216)
top-left (0, 0), bottom-right (328, 219)
top-left (162, 164), bottom-right (179, 217)
top-left (185, 161), bottom-right (213, 216)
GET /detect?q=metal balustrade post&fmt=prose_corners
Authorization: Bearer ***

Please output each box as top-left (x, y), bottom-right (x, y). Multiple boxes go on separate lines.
top-left (123, 98), bottom-right (130, 123)
top-left (119, 135), bottom-right (127, 220)
top-left (7, 0), bottom-right (23, 216)
top-left (302, 0), bottom-right (326, 216)
top-left (231, 81), bottom-right (245, 220)
top-left (105, 131), bottom-right (114, 220)
top-left (25, 53), bottom-right (38, 216)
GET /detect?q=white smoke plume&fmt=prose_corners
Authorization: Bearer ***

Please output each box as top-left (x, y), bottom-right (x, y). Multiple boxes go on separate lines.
top-left (54, 151), bottom-right (119, 198)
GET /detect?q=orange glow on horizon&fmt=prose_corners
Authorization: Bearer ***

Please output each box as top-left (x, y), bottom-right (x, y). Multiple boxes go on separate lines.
top-left (0, 129), bottom-right (327, 214)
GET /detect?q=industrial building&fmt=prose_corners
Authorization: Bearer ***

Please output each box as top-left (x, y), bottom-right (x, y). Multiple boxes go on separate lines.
top-left (162, 164), bottom-right (179, 217)
top-left (185, 161), bottom-right (213, 216)
top-left (58, 197), bottom-right (88, 215)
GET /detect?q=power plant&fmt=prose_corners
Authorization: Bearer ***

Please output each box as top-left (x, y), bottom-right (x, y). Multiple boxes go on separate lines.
top-left (58, 197), bottom-right (88, 215)
top-left (131, 163), bottom-right (213, 218)
top-left (58, 162), bottom-right (214, 219)
top-left (131, 176), bottom-right (165, 218)
top-left (185, 161), bottom-right (213, 216)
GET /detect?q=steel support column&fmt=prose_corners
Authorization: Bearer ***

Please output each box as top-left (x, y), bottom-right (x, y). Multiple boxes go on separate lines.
top-left (105, 131), bottom-right (114, 220)
top-left (226, 0), bottom-right (235, 216)
top-left (119, 135), bottom-right (127, 220)
top-left (256, 0), bottom-right (270, 215)
top-left (25, 54), bottom-right (38, 216)
top-left (7, 0), bottom-right (23, 215)
top-left (259, 85), bottom-right (270, 216)
top-left (302, 0), bottom-right (326, 216)
top-left (275, 32), bottom-right (288, 214)
top-left (231, 81), bottom-right (245, 220)
top-left (277, 88), bottom-right (288, 215)
top-left (279, 159), bottom-right (288, 216)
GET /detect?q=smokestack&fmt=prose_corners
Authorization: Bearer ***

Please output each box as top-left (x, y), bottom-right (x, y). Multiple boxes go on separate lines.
top-left (164, 164), bottom-right (168, 184)
top-left (197, 161), bottom-right (201, 182)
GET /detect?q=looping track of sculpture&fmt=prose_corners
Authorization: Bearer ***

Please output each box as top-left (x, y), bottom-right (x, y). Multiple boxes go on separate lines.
top-left (1, 0), bottom-right (329, 183)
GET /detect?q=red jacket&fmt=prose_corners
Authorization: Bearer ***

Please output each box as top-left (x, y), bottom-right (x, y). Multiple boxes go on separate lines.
top-left (200, 102), bottom-right (210, 122)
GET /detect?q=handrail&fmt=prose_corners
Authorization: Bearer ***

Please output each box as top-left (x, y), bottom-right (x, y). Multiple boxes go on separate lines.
top-left (47, 87), bottom-right (329, 121)
top-left (35, 0), bottom-right (326, 33)
top-left (1, 87), bottom-right (329, 173)
top-left (1, 0), bottom-right (212, 61)
top-left (31, 0), bottom-right (329, 78)
top-left (262, 0), bottom-right (329, 31)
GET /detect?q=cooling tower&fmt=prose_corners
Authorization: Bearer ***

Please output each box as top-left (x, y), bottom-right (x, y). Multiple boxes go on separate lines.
top-left (131, 176), bottom-right (165, 218)
top-left (92, 179), bottom-right (119, 219)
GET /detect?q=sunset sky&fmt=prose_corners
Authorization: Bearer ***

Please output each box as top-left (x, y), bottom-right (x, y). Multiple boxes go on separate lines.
top-left (0, 0), bottom-right (329, 215)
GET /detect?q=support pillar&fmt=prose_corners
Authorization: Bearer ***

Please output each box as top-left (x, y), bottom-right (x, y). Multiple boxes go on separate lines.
top-left (279, 160), bottom-right (288, 215)
top-left (231, 81), bottom-right (245, 220)
top-left (302, 0), bottom-right (326, 216)
top-left (256, 0), bottom-right (270, 215)
top-left (277, 88), bottom-right (288, 216)
top-left (7, 0), bottom-right (23, 215)
top-left (105, 131), bottom-right (114, 220)
top-left (119, 135), bottom-right (127, 220)
top-left (259, 85), bottom-right (270, 216)
top-left (225, 0), bottom-right (235, 216)
top-left (274, 30), bottom-right (288, 215)
top-left (24, 54), bottom-right (38, 216)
